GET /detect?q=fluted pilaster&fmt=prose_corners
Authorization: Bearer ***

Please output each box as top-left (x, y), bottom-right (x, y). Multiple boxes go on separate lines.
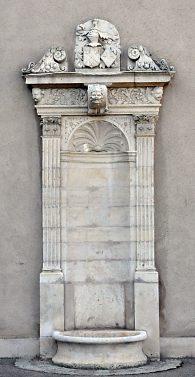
top-left (135, 115), bottom-right (157, 270)
top-left (42, 116), bottom-right (61, 270)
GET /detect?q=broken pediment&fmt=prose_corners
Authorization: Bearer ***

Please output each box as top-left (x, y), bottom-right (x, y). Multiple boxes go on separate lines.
top-left (22, 19), bottom-right (175, 75)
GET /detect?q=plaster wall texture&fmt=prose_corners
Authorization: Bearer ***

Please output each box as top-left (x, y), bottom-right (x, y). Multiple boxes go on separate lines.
top-left (0, 0), bottom-right (195, 340)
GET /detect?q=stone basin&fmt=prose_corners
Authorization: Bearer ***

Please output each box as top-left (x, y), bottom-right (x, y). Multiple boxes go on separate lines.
top-left (52, 329), bottom-right (147, 369)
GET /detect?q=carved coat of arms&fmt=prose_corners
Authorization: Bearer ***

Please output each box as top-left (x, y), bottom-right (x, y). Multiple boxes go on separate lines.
top-left (83, 46), bottom-right (101, 68)
top-left (75, 19), bottom-right (121, 71)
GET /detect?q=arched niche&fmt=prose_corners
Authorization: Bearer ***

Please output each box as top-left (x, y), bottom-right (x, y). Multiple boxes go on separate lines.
top-left (61, 120), bottom-right (135, 330)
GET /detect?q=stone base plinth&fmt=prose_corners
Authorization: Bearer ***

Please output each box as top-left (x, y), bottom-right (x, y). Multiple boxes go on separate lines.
top-left (40, 271), bottom-right (64, 358)
top-left (134, 270), bottom-right (160, 359)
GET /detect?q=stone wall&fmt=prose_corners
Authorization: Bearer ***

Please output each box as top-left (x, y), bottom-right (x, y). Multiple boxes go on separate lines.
top-left (0, 0), bottom-right (195, 347)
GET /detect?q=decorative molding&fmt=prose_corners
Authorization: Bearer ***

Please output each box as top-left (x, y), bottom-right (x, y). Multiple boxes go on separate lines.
top-left (127, 45), bottom-right (174, 72)
top-left (108, 87), bottom-right (163, 105)
top-left (75, 19), bottom-right (120, 71)
top-left (68, 120), bottom-right (128, 152)
top-left (88, 84), bottom-right (108, 115)
top-left (22, 47), bottom-right (68, 74)
top-left (41, 117), bottom-right (61, 136)
top-left (35, 89), bottom-right (87, 106)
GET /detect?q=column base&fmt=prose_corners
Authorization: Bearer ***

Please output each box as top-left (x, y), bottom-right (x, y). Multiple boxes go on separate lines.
top-left (134, 270), bottom-right (160, 360)
top-left (40, 271), bottom-right (64, 358)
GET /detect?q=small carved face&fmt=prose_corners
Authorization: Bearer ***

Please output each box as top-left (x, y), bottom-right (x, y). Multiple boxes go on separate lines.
top-left (32, 88), bottom-right (44, 103)
top-left (153, 87), bottom-right (163, 101)
top-left (90, 88), bottom-right (103, 104)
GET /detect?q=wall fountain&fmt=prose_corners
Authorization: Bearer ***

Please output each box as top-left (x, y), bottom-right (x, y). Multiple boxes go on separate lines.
top-left (23, 19), bottom-right (174, 368)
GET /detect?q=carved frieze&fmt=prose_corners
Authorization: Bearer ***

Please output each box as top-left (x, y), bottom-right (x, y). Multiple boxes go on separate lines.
top-left (127, 45), bottom-right (174, 72)
top-left (33, 87), bottom-right (163, 107)
top-left (88, 84), bottom-right (108, 115)
top-left (75, 19), bottom-right (120, 71)
top-left (68, 120), bottom-right (128, 152)
top-left (22, 47), bottom-right (68, 74)
top-left (41, 117), bottom-right (61, 136)
top-left (34, 89), bottom-right (87, 106)
top-left (108, 87), bottom-right (163, 105)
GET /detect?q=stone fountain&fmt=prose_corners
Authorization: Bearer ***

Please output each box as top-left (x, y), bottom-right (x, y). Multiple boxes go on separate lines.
top-left (23, 19), bottom-right (174, 369)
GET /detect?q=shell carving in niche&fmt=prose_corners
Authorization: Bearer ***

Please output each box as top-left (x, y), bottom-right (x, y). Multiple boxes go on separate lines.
top-left (68, 121), bottom-right (128, 152)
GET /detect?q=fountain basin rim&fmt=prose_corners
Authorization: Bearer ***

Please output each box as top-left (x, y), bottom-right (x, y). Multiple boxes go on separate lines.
top-left (53, 330), bottom-right (147, 344)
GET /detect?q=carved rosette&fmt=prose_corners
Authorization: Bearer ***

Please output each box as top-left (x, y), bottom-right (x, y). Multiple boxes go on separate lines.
top-left (41, 116), bottom-right (61, 270)
top-left (134, 115), bottom-right (157, 270)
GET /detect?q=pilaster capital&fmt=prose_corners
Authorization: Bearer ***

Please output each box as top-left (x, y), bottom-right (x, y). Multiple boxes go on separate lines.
top-left (134, 115), bottom-right (158, 136)
top-left (41, 116), bottom-right (61, 136)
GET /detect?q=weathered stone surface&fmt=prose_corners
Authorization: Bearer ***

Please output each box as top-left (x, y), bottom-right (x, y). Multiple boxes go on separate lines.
top-left (74, 284), bottom-right (125, 328)
top-left (62, 260), bottom-right (133, 283)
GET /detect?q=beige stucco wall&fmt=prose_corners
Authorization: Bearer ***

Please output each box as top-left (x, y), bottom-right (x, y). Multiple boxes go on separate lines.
top-left (0, 0), bottom-right (195, 339)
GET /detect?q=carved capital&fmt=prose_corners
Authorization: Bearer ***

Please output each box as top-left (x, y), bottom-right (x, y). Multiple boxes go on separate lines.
top-left (134, 115), bottom-right (158, 136)
top-left (88, 84), bottom-right (108, 115)
top-left (41, 117), bottom-right (61, 136)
